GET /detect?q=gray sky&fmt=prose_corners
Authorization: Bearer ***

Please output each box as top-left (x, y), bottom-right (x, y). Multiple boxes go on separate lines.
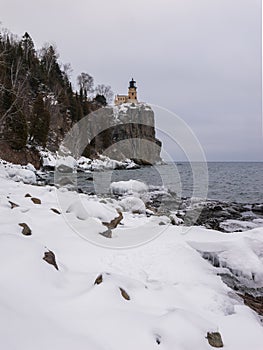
top-left (1, 0), bottom-right (262, 161)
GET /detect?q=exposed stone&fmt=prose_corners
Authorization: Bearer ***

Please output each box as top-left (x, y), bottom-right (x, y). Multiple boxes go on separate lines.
top-left (155, 334), bottom-right (161, 345)
top-left (50, 208), bottom-right (61, 215)
top-left (25, 193), bottom-right (32, 197)
top-left (102, 210), bottom-right (123, 229)
top-left (19, 223), bottom-right (32, 236)
top-left (31, 197), bottom-right (41, 205)
top-left (252, 204), bottom-right (263, 214)
top-left (238, 293), bottom-right (263, 316)
top-left (43, 250), bottom-right (59, 270)
top-left (99, 228), bottom-right (112, 238)
top-left (9, 201), bottom-right (19, 209)
top-left (119, 287), bottom-right (130, 301)
top-left (94, 274), bottom-right (103, 285)
top-left (206, 332), bottom-right (224, 348)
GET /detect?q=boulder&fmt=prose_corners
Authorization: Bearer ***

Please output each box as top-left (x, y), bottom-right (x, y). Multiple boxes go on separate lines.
top-left (206, 332), bottom-right (224, 348)
top-left (43, 250), bottom-right (59, 270)
top-left (102, 210), bottom-right (123, 229)
top-left (19, 223), bottom-right (32, 236)
top-left (31, 197), bottom-right (41, 205)
top-left (119, 287), bottom-right (130, 301)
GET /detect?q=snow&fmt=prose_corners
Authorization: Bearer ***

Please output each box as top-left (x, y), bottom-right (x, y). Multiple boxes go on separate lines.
top-left (0, 160), bottom-right (263, 349)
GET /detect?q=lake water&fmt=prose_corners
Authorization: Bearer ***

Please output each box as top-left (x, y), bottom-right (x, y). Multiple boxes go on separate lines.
top-left (65, 162), bottom-right (263, 204)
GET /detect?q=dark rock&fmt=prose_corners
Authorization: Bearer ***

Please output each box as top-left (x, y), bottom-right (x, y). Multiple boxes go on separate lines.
top-left (102, 210), bottom-right (123, 229)
top-left (155, 334), bottom-right (161, 345)
top-left (252, 204), bottom-right (263, 214)
top-left (94, 274), bottom-right (103, 285)
top-left (9, 201), bottom-right (19, 209)
top-left (213, 205), bottom-right (223, 211)
top-left (206, 332), bottom-right (224, 348)
top-left (25, 193), bottom-right (32, 197)
top-left (50, 208), bottom-right (61, 215)
top-left (19, 223), bottom-right (32, 236)
top-left (43, 250), bottom-right (59, 270)
top-left (99, 228), bottom-right (112, 238)
top-left (158, 221), bottom-right (166, 225)
top-left (119, 287), bottom-right (130, 301)
top-left (238, 293), bottom-right (263, 316)
top-left (31, 197), bottom-right (41, 204)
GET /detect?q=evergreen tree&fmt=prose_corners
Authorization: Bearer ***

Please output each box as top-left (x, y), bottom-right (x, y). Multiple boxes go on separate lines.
top-left (5, 108), bottom-right (28, 150)
top-left (30, 94), bottom-right (50, 147)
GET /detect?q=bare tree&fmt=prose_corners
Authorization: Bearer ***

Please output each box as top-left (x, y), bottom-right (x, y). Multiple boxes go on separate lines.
top-left (39, 43), bottom-right (59, 78)
top-left (77, 72), bottom-right (94, 98)
top-left (94, 84), bottom-right (114, 104)
top-left (62, 62), bottom-right (73, 81)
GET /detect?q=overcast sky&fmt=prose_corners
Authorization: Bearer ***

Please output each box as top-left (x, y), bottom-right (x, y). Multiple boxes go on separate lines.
top-left (1, 0), bottom-right (262, 161)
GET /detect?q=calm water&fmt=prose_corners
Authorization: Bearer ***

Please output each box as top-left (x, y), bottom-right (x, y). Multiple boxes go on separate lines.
top-left (72, 162), bottom-right (263, 204)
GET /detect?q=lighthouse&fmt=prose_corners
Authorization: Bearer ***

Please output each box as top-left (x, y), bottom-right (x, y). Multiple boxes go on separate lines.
top-left (114, 78), bottom-right (139, 105)
top-left (127, 78), bottom-right (138, 103)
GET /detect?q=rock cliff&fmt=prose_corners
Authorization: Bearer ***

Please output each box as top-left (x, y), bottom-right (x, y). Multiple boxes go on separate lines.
top-left (62, 103), bottom-right (162, 166)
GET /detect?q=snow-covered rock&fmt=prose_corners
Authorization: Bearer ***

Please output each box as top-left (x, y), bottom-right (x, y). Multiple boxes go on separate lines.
top-left (119, 196), bottom-right (146, 214)
top-left (110, 180), bottom-right (148, 196)
top-left (66, 196), bottom-right (119, 223)
top-left (39, 150), bottom-right (57, 168)
top-left (0, 160), bottom-right (37, 184)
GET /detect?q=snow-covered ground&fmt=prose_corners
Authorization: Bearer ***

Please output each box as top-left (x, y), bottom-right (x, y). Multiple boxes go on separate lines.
top-left (0, 161), bottom-right (263, 349)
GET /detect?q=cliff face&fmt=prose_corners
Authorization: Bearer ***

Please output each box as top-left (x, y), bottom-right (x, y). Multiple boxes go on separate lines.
top-left (78, 103), bottom-right (162, 165)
